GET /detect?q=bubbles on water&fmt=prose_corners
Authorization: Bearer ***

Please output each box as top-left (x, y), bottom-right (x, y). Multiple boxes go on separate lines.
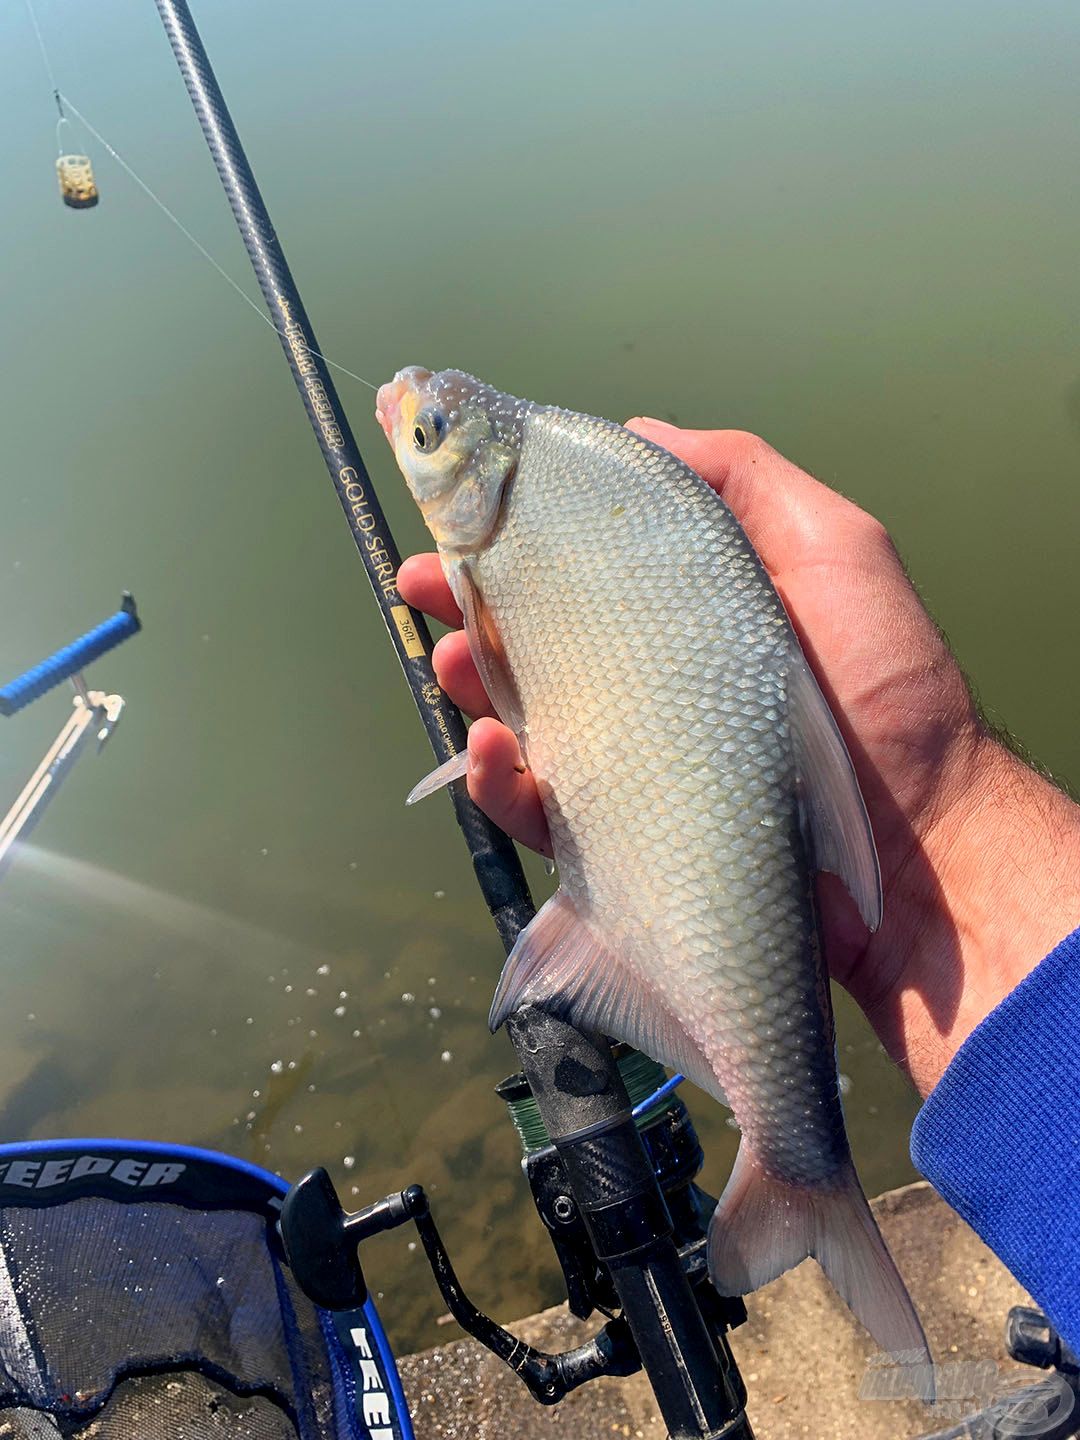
top-left (440, 1050), bottom-right (453, 1064)
top-left (838, 1073), bottom-right (852, 1096)
top-left (434, 890), bottom-right (446, 900)
top-left (317, 964), bottom-right (330, 976)
top-left (401, 992), bottom-right (415, 1005)
top-left (428, 1006), bottom-right (442, 1020)
top-left (334, 1006), bottom-right (346, 1017)
top-left (269, 1060), bottom-right (283, 1075)
top-left (343, 1155), bottom-right (356, 1170)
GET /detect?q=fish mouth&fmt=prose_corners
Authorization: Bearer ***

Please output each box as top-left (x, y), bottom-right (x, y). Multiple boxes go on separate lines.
top-left (375, 379), bottom-right (403, 441)
top-left (376, 366), bottom-right (432, 441)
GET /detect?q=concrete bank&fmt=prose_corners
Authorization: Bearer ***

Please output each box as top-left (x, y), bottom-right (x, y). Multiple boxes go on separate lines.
top-left (398, 1182), bottom-right (1055, 1440)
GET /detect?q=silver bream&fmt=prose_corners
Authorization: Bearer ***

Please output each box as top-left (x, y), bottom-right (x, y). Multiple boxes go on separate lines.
top-left (377, 366), bottom-right (930, 1372)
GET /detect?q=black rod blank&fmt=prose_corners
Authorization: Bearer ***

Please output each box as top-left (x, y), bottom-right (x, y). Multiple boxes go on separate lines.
top-left (151, 0), bottom-right (535, 955)
top-left (150, 5), bottom-right (752, 1434)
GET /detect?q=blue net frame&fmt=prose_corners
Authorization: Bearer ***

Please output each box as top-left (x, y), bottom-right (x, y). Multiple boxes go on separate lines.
top-left (0, 1139), bottom-right (413, 1440)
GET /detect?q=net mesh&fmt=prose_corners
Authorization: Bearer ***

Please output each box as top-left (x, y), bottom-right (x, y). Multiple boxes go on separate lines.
top-left (0, 1193), bottom-right (359, 1439)
top-left (0, 1374), bottom-right (298, 1438)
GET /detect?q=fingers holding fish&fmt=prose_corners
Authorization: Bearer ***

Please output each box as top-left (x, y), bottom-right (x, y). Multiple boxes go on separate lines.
top-left (397, 552), bottom-right (463, 628)
top-left (400, 548), bottom-right (550, 850)
top-left (466, 718), bottom-right (552, 858)
top-left (432, 630), bottom-right (497, 720)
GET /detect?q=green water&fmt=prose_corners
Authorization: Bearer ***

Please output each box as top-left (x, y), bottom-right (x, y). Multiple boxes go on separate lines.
top-left (0, 0), bottom-right (1077, 1353)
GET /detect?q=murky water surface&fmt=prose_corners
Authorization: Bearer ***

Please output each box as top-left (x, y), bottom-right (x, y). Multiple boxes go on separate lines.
top-left (0, 0), bottom-right (1077, 1352)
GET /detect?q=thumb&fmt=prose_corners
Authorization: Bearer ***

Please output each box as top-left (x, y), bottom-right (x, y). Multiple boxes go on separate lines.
top-left (626, 419), bottom-right (866, 576)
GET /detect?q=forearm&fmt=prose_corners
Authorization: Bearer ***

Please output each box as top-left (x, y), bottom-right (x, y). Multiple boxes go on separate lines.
top-left (860, 733), bottom-right (1080, 1097)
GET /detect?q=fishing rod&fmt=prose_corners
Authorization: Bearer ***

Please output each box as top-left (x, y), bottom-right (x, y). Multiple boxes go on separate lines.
top-left (150, 4), bottom-right (752, 1435)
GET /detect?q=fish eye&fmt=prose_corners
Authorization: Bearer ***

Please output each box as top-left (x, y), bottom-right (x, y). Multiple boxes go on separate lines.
top-left (412, 410), bottom-right (446, 452)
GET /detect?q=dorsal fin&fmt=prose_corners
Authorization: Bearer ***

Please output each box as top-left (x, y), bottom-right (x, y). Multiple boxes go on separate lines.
top-left (788, 660), bottom-right (882, 930)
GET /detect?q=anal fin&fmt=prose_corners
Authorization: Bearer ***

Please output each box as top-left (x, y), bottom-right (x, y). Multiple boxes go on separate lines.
top-left (489, 889), bottom-right (726, 1104)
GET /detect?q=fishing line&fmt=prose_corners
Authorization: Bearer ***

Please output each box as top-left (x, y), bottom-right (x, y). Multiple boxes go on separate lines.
top-left (21, 5), bottom-right (375, 384)
top-left (23, 0), bottom-right (59, 97)
top-left (24, 0), bottom-right (86, 157)
top-left (55, 90), bottom-right (378, 393)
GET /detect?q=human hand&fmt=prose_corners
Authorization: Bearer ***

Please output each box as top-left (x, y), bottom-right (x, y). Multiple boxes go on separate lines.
top-left (398, 423), bottom-right (1080, 1095)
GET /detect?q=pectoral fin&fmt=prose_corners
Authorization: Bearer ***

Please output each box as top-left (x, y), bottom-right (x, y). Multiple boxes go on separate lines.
top-left (447, 560), bottom-right (527, 740)
top-left (406, 750), bottom-right (469, 805)
top-left (788, 660), bottom-right (882, 930)
top-left (489, 889), bottom-right (725, 1103)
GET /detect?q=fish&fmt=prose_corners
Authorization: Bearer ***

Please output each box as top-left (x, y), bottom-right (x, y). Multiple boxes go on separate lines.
top-left (377, 365), bottom-right (931, 1379)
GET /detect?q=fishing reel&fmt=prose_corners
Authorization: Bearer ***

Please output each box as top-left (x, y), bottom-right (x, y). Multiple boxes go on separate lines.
top-left (496, 1046), bottom-right (745, 1335)
top-left (281, 1046), bottom-right (746, 1408)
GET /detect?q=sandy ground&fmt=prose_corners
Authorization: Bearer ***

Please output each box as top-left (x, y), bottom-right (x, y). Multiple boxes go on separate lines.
top-left (399, 1182), bottom-right (1076, 1440)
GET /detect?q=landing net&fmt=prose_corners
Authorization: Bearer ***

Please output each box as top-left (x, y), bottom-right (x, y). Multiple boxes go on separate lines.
top-left (0, 1140), bottom-right (411, 1439)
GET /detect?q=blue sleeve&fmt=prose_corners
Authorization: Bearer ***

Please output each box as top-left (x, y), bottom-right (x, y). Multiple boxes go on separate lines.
top-left (910, 925), bottom-right (1080, 1355)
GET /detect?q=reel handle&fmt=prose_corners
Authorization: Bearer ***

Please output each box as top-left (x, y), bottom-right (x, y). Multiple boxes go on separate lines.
top-left (280, 1167), bottom-right (412, 1311)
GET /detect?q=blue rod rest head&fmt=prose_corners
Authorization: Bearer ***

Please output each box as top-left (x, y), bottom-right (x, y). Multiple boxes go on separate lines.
top-left (0, 595), bottom-right (142, 717)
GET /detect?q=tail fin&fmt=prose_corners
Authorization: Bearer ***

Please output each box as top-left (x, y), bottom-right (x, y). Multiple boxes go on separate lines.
top-left (709, 1142), bottom-right (933, 1399)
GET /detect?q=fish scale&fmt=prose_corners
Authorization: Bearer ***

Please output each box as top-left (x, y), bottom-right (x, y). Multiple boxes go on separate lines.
top-left (379, 366), bottom-right (930, 1378)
